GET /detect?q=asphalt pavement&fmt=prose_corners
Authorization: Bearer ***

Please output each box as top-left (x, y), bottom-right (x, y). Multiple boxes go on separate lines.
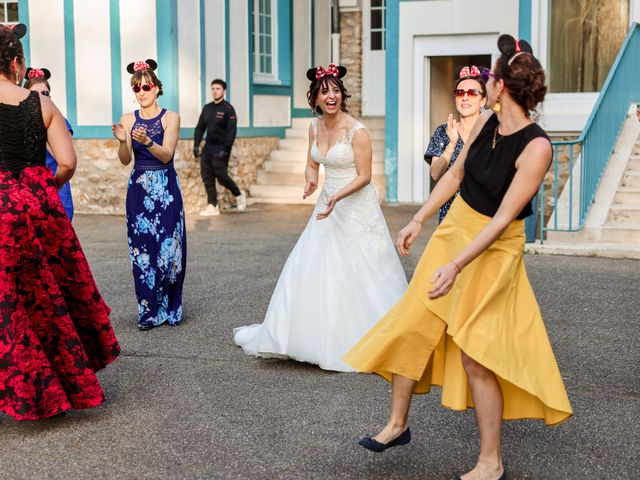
top-left (1, 204), bottom-right (638, 479)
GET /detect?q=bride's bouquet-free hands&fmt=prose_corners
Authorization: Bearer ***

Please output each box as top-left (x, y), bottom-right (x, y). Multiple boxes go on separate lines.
top-left (303, 180), bottom-right (317, 199)
top-left (316, 195), bottom-right (337, 220)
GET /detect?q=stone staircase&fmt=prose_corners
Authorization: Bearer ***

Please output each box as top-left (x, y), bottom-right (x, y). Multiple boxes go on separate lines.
top-left (528, 110), bottom-right (640, 259)
top-left (249, 117), bottom-right (387, 204)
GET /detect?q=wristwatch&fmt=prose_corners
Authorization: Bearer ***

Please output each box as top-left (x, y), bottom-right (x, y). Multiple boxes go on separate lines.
top-left (144, 139), bottom-right (154, 148)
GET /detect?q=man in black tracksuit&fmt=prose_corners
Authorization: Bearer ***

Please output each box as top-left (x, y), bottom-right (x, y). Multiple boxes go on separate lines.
top-left (193, 79), bottom-right (246, 216)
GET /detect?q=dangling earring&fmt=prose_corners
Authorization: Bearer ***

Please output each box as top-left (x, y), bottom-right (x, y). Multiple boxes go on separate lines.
top-left (15, 72), bottom-right (20, 85)
top-left (492, 99), bottom-right (501, 113)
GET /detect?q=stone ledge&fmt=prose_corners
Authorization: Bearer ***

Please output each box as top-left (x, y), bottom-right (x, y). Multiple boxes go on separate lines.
top-left (70, 137), bottom-right (279, 215)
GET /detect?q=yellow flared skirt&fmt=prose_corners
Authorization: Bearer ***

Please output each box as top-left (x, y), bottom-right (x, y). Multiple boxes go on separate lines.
top-left (343, 197), bottom-right (573, 426)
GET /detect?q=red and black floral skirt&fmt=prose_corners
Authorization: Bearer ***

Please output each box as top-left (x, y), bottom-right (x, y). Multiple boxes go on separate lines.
top-left (0, 166), bottom-right (120, 420)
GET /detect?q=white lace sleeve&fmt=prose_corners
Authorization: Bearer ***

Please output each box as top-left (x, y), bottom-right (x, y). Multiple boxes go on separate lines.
top-left (347, 122), bottom-right (366, 143)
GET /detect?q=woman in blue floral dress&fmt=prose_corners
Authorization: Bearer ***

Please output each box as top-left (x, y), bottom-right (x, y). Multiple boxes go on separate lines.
top-left (424, 65), bottom-right (486, 223)
top-left (111, 59), bottom-right (186, 330)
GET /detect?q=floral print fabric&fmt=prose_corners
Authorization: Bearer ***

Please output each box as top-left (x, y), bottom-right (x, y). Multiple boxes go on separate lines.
top-left (126, 167), bottom-right (186, 328)
top-left (0, 166), bottom-right (120, 420)
top-left (424, 123), bottom-right (464, 223)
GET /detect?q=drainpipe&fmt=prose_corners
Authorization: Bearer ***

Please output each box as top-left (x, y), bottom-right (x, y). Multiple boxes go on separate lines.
top-left (331, 0), bottom-right (340, 64)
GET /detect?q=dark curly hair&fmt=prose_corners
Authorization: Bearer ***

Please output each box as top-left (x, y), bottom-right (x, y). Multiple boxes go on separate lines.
top-left (494, 34), bottom-right (546, 114)
top-left (130, 69), bottom-right (163, 96)
top-left (306, 76), bottom-right (351, 115)
top-left (0, 27), bottom-right (24, 79)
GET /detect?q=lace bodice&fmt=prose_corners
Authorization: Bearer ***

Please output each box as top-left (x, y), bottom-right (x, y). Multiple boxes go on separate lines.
top-left (132, 109), bottom-right (172, 168)
top-left (310, 118), bottom-right (365, 175)
top-left (0, 91), bottom-right (47, 173)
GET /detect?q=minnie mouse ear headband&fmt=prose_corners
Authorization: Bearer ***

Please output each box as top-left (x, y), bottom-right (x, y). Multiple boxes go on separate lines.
top-left (2, 23), bottom-right (27, 39)
top-left (26, 67), bottom-right (51, 80)
top-left (458, 65), bottom-right (481, 79)
top-left (306, 63), bottom-right (347, 81)
top-left (497, 34), bottom-right (533, 65)
top-left (126, 59), bottom-right (158, 74)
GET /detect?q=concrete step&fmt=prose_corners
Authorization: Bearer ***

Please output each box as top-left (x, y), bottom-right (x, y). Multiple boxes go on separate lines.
top-left (256, 169), bottom-right (387, 186)
top-left (599, 224), bottom-right (640, 243)
top-left (269, 149), bottom-right (307, 163)
top-left (360, 116), bottom-right (385, 129)
top-left (614, 187), bottom-right (640, 204)
top-left (627, 158), bottom-right (640, 173)
top-left (263, 159), bottom-right (385, 174)
top-left (621, 171), bottom-right (640, 188)
top-left (526, 242), bottom-right (640, 259)
top-left (250, 183), bottom-right (385, 202)
top-left (247, 195), bottom-right (317, 205)
top-left (606, 205), bottom-right (640, 223)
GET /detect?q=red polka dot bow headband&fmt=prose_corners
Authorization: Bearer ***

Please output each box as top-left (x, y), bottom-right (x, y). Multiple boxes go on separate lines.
top-left (126, 59), bottom-right (158, 74)
top-left (459, 65), bottom-right (481, 79)
top-left (306, 64), bottom-right (347, 81)
top-left (316, 63), bottom-right (339, 79)
top-left (27, 68), bottom-right (48, 79)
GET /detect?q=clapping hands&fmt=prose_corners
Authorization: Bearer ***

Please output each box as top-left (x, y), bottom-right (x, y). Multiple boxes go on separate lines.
top-left (131, 125), bottom-right (150, 145)
top-left (111, 122), bottom-right (127, 142)
top-left (445, 114), bottom-right (460, 144)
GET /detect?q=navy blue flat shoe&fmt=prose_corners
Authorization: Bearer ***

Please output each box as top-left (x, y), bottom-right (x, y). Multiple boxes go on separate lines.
top-left (137, 323), bottom-right (154, 331)
top-left (358, 427), bottom-right (411, 452)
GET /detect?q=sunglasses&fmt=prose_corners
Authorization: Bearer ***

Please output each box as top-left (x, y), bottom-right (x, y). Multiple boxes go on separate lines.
top-left (131, 83), bottom-right (155, 93)
top-left (39, 90), bottom-right (50, 97)
top-left (481, 68), bottom-right (495, 83)
top-left (454, 88), bottom-right (482, 98)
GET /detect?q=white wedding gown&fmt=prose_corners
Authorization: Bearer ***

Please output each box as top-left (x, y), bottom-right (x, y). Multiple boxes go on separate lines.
top-left (233, 119), bottom-right (408, 372)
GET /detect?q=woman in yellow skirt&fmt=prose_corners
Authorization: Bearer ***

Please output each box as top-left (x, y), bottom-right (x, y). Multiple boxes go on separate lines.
top-left (343, 35), bottom-right (572, 480)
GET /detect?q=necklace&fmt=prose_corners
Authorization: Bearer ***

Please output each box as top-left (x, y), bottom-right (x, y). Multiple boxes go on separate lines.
top-left (492, 126), bottom-right (503, 149)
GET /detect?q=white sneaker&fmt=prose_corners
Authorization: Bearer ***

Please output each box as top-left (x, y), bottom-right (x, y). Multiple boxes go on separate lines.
top-left (199, 204), bottom-right (220, 216)
top-left (236, 191), bottom-right (247, 211)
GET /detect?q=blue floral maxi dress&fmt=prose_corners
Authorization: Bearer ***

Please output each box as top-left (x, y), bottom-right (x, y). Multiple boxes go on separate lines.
top-left (126, 109), bottom-right (186, 328)
top-left (424, 123), bottom-right (464, 223)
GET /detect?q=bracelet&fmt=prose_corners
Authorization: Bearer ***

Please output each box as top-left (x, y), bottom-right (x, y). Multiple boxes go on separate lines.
top-left (411, 217), bottom-right (423, 226)
top-left (451, 260), bottom-right (462, 274)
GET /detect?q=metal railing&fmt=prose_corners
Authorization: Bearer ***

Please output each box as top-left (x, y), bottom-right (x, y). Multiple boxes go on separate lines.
top-left (537, 22), bottom-right (640, 242)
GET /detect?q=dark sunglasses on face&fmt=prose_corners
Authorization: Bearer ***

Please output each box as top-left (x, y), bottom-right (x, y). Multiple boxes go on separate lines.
top-left (481, 67), bottom-right (495, 83)
top-left (39, 90), bottom-right (50, 97)
top-left (454, 88), bottom-right (482, 98)
top-left (131, 83), bottom-right (155, 93)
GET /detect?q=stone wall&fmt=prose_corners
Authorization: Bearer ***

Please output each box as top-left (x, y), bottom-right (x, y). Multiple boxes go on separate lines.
top-left (339, 10), bottom-right (363, 118)
top-left (71, 137), bottom-right (280, 215)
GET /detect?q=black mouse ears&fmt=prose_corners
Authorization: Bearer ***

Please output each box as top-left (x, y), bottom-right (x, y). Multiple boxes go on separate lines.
top-left (306, 63), bottom-right (347, 82)
top-left (3, 23), bottom-right (27, 39)
top-left (26, 67), bottom-right (51, 80)
top-left (497, 34), bottom-right (533, 58)
top-left (126, 59), bottom-right (158, 74)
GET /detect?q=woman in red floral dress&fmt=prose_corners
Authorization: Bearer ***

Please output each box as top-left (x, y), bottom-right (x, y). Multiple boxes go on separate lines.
top-left (0, 24), bottom-right (120, 421)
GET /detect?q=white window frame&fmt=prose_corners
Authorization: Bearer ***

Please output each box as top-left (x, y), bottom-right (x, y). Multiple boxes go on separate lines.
top-left (0, 0), bottom-right (19, 25)
top-left (253, 0), bottom-right (279, 84)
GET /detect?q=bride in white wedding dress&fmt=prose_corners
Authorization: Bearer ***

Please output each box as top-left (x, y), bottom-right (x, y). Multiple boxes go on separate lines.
top-left (233, 64), bottom-right (407, 372)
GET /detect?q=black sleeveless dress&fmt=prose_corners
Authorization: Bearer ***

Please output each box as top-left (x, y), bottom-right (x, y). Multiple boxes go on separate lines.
top-left (0, 91), bottom-right (120, 420)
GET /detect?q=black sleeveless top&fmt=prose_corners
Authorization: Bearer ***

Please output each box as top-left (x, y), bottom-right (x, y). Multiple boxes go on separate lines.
top-left (0, 90), bottom-right (47, 174)
top-left (460, 113), bottom-right (550, 219)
